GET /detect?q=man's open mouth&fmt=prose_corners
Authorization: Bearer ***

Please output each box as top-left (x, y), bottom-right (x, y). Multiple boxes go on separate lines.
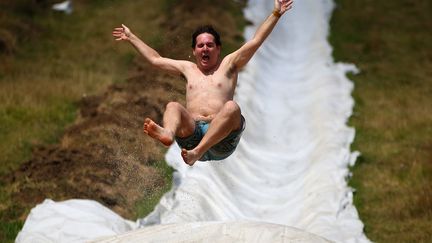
top-left (202, 54), bottom-right (210, 62)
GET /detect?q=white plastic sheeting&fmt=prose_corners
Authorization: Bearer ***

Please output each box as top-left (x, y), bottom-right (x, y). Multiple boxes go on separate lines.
top-left (16, 0), bottom-right (370, 242)
top-left (15, 199), bottom-right (136, 243)
top-left (92, 221), bottom-right (332, 243)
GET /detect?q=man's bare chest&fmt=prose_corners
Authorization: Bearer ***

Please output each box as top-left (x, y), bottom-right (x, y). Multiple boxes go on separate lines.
top-left (183, 63), bottom-right (238, 96)
top-left (188, 75), bottom-right (226, 90)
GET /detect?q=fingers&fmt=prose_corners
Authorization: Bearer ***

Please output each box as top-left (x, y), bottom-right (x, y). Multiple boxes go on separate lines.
top-left (281, 0), bottom-right (293, 13)
top-left (112, 26), bottom-right (126, 40)
top-left (112, 24), bottom-right (130, 41)
top-left (285, 0), bottom-right (293, 8)
top-left (112, 32), bottom-right (122, 38)
top-left (112, 27), bottom-right (124, 35)
top-left (112, 31), bottom-right (125, 41)
top-left (275, 0), bottom-right (293, 15)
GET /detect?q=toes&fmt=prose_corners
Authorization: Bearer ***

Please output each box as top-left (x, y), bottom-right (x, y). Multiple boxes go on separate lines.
top-left (143, 123), bottom-right (149, 134)
top-left (181, 149), bottom-right (187, 157)
top-left (181, 149), bottom-right (198, 166)
top-left (143, 118), bottom-right (151, 133)
top-left (181, 149), bottom-right (188, 162)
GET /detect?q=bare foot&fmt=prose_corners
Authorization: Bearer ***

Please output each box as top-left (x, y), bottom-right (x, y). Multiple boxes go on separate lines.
top-left (143, 118), bottom-right (174, 146)
top-left (181, 148), bottom-right (201, 166)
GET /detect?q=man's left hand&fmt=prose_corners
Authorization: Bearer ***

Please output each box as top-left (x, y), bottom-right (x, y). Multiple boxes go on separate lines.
top-left (274, 0), bottom-right (293, 15)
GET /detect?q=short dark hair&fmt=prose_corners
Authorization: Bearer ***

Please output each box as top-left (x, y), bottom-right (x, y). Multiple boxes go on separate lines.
top-left (191, 25), bottom-right (222, 48)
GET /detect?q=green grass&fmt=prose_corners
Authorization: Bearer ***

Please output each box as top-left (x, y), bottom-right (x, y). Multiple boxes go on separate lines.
top-left (330, 0), bottom-right (432, 242)
top-left (0, 102), bottom-right (77, 171)
top-left (0, 221), bottom-right (23, 242)
top-left (135, 158), bottom-right (174, 219)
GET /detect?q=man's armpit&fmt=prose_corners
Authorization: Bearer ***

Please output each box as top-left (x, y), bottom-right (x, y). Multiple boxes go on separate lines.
top-left (225, 64), bottom-right (237, 79)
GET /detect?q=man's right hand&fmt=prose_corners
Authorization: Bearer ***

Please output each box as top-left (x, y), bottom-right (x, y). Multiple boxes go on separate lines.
top-left (112, 24), bottom-right (131, 41)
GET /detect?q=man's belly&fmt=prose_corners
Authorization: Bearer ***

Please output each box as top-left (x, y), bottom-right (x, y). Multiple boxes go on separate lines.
top-left (192, 114), bottom-right (215, 122)
top-left (186, 92), bottom-right (234, 122)
top-left (187, 102), bottom-right (224, 122)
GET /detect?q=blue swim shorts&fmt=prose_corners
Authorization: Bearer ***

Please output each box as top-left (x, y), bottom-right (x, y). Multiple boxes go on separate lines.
top-left (175, 115), bottom-right (246, 161)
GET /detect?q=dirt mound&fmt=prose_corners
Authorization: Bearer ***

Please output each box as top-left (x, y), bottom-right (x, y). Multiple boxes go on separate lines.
top-left (7, 72), bottom-right (184, 219)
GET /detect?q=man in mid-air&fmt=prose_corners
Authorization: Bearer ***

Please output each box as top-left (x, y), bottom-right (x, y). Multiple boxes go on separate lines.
top-left (112, 0), bottom-right (293, 166)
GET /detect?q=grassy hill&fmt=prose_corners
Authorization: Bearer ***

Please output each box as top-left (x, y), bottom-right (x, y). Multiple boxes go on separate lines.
top-left (330, 0), bottom-right (432, 242)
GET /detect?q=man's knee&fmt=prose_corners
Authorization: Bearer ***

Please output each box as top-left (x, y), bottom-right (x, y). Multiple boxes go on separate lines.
top-left (166, 101), bottom-right (183, 111)
top-left (222, 101), bottom-right (241, 130)
top-left (223, 101), bottom-right (241, 115)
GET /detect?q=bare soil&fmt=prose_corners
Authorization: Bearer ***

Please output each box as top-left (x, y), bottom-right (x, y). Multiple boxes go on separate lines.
top-left (6, 70), bottom-right (185, 219)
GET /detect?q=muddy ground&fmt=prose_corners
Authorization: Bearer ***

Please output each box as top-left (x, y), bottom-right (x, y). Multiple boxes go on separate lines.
top-left (3, 0), bottom-right (247, 221)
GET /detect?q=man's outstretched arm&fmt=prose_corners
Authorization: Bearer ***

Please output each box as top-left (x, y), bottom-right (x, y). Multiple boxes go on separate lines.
top-left (227, 0), bottom-right (293, 69)
top-left (112, 24), bottom-right (186, 75)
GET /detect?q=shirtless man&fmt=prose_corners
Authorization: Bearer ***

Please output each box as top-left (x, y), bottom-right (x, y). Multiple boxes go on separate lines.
top-left (113, 0), bottom-right (293, 166)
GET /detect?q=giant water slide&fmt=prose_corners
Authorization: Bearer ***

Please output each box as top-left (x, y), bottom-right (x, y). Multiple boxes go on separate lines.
top-left (16, 0), bottom-right (371, 242)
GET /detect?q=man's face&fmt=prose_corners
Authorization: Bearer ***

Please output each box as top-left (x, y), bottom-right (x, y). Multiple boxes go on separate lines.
top-left (193, 33), bottom-right (221, 72)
